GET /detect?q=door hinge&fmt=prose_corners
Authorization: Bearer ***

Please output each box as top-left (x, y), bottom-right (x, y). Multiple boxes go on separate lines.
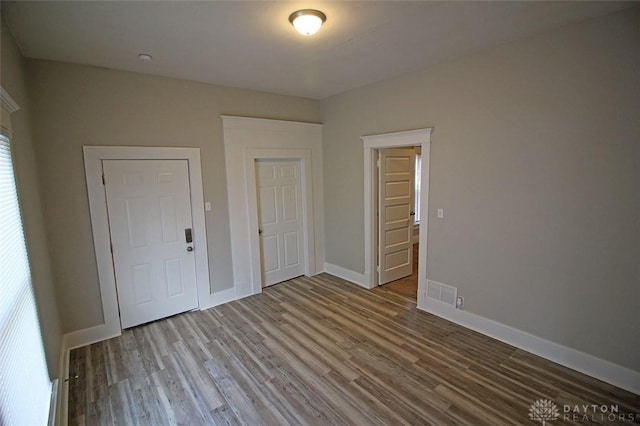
top-left (376, 264), bottom-right (380, 273)
top-left (102, 174), bottom-right (105, 185)
top-left (376, 158), bottom-right (381, 168)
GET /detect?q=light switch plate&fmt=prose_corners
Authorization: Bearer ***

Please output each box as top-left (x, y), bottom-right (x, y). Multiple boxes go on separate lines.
top-left (205, 202), bottom-right (212, 211)
top-left (437, 208), bottom-right (444, 218)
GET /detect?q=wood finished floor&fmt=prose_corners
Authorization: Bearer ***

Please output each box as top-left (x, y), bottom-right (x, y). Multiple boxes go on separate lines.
top-left (68, 274), bottom-right (640, 425)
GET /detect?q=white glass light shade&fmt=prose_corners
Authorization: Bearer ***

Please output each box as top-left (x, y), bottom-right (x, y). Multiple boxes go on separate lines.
top-left (289, 10), bottom-right (326, 36)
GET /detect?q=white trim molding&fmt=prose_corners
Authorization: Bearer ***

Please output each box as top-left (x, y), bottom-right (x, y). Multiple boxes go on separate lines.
top-left (1, 87), bottom-right (20, 114)
top-left (82, 146), bottom-right (212, 344)
top-left (418, 297), bottom-right (640, 395)
top-left (222, 116), bottom-right (325, 299)
top-left (207, 286), bottom-right (237, 308)
top-left (47, 380), bottom-right (58, 426)
top-left (324, 263), bottom-right (367, 289)
top-left (361, 128), bottom-right (433, 298)
top-left (1, 87), bottom-right (20, 136)
top-left (55, 337), bottom-right (70, 426)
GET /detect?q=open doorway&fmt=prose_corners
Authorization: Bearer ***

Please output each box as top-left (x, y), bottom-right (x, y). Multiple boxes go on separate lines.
top-left (374, 147), bottom-right (422, 299)
top-left (361, 128), bottom-right (432, 305)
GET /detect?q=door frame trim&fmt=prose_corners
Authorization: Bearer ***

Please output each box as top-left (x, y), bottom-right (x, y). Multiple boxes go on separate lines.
top-left (222, 115), bottom-right (324, 300)
top-left (83, 146), bottom-right (211, 338)
top-left (246, 153), bottom-right (313, 291)
top-left (377, 147), bottom-right (417, 286)
top-left (361, 129), bottom-right (432, 304)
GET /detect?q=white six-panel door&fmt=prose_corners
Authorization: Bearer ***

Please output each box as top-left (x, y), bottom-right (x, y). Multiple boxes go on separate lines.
top-left (378, 148), bottom-right (416, 285)
top-left (103, 160), bottom-right (198, 328)
top-left (256, 160), bottom-right (305, 287)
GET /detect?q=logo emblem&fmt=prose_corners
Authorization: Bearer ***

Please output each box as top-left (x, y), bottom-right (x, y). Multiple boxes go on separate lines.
top-left (529, 399), bottom-right (560, 425)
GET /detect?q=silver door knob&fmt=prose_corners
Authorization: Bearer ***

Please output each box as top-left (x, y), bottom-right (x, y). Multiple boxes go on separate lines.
top-left (258, 229), bottom-right (263, 234)
top-left (186, 246), bottom-right (194, 252)
top-left (410, 211), bottom-right (416, 216)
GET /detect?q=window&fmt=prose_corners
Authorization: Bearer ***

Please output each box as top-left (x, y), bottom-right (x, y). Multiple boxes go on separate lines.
top-left (414, 153), bottom-right (421, 223)
top-left (0, 101), bottom-right (52, 424)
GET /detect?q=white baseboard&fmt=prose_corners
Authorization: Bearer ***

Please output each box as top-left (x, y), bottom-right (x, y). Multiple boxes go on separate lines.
top-left (63, 323), bottom-right (121, 352)
top-left (418, 298), bottom-right (640, 395)
top-left (324, 263), bottom-right (368, 289)
top-left (55, 335), bottom-right (70, 426)
top-left (56, 319), bottom-right (121, 425)
top-left (60, 286), bottom-right (239, 353)
top-left (53, 286), bottom-right (238, 425)
top-left (200, 287), bottom-right (237, 310)
top-left (48, 379), bottom-right (59, 426)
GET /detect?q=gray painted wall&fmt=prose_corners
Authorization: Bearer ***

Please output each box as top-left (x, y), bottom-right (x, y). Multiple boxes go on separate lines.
top-left (1, 20), bottom-right (63, 378)
top-left (320, 9), bottom-right (640, 370)
top-left (26, 60), bottom-right (320, 333)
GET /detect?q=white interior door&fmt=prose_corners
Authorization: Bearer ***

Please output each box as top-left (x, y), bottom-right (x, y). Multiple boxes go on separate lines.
top-left (378, 148), bottom-right (416, 285)
top-left (103, 159), bottom-right (198, 328)
top-left (256, 159), bottom-right (304, 287)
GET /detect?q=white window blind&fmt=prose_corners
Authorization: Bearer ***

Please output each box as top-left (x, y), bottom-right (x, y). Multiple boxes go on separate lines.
top-left (0, 134), bottom-right (52, 425)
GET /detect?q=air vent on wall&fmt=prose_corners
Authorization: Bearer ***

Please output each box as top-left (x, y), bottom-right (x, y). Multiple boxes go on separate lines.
top-left (427, 280), bottom-right (457, 307)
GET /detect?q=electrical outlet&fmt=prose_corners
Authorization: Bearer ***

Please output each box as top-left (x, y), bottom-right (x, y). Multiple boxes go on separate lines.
top-left (456, 296), bottom-right (464, 309)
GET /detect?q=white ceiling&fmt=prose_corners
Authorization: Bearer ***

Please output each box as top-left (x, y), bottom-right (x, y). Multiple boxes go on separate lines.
top-left (2, 1), bottom-right (631, 100)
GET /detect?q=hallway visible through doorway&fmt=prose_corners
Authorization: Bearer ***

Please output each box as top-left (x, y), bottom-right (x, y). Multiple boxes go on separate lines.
top-left (375, 243), bottom-right (418, 300)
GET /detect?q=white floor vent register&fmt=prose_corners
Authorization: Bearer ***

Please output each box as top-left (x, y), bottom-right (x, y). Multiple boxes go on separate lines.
top-left (427, 280), bottom-right (458, 307)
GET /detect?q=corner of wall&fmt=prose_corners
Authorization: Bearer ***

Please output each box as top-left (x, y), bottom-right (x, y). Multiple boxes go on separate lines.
top-left (323, 263), bottom-right (368, 289)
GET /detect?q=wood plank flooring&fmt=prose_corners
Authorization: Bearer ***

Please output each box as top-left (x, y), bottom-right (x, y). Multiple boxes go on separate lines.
top-left (68, 274), bottom-right (640, 425)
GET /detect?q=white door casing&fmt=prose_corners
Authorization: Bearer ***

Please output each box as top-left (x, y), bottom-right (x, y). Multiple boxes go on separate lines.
top-left (103, 160), bottom-right (198, 328)
top-left (361, 128), bottom-right (432, 302)
top-left (81, 146), bottom-right (210, 349)
top-left (222, 116), bottom-right (324, 298)
top-left (378, 148), bottom-right (415, 285)
top-left (256, 160), bottom-right (305, 286)
top-left (245, 148), bottom-right (314, 292)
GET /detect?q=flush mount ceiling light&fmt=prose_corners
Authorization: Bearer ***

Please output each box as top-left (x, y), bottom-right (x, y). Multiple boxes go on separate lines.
top-left (289, 9), bottom-right (326, 36)
top-left (138, 53), bottom-right (153, 62)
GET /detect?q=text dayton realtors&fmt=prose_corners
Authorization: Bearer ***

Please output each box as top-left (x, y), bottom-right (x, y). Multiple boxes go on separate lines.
top-left (562, 404), bottom-right (638, 422)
